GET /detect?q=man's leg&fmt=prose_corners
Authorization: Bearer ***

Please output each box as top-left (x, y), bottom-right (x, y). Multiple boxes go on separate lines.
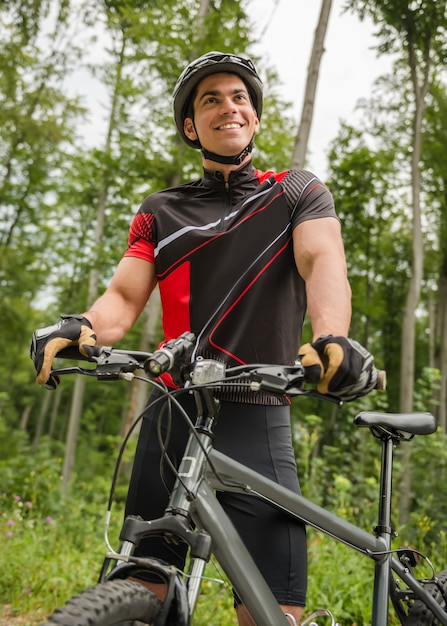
top-left (215, 402), bottom-right (307, 625)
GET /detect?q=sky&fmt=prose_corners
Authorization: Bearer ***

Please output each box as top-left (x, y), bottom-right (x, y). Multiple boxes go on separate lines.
top-left (251, 0), bottom-right (393, 177)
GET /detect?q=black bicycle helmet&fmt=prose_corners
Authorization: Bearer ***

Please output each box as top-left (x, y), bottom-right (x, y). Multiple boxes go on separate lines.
top-left (172, 51), bottom-right (263, 164)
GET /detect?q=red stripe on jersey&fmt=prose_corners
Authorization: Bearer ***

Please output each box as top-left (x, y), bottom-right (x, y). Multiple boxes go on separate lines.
top-left (306, 182), bottom-right (325, 196)
top-left (124, 239), bottom-right (155, 263)
top-left (159, 261), bottom-right (192, 340)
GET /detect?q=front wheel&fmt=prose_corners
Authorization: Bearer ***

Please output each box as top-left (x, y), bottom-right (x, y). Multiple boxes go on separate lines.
top-left (42, 579), bottom-right (163, 625)
top-left (404, 569), bottom-right (447, 625)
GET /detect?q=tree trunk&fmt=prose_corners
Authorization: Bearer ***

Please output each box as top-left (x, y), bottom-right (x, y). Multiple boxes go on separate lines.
top-left (290, 0), bottom-right (333, 170)
top-left (61, 376), bottom-right (86, 495)
top-left (427, 292), bottom-right (435, 369)
top-left (19, 405), bottom-right (32, 431)
top-left (48, 386), bottom-right (63, 439)
top-left (61, 32), bottom-right (127, 495)
top-left (397, 45), bottom-right (430, 525)
top-left (434, 182), bottom-right (447, 432)
top-left (167, 0), bottom-right (211, 188)
top-left (437, 271), bottom-right (447, 433)
top-left (32, 390), bottom-right (51, 453)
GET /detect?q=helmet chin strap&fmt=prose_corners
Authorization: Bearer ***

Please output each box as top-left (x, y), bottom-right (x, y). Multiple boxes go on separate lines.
top-left (200, 140), bottom-right (254, 165)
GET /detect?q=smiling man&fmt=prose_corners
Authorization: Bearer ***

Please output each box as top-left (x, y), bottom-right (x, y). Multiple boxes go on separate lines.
top-left (31, 52), bottom-right (377, 625)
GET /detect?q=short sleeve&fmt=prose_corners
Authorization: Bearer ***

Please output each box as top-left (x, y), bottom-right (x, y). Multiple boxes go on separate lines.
top-left (282, 170), bottom-right (338, 230)
top-left (124, 212), bottom-right (155, 263)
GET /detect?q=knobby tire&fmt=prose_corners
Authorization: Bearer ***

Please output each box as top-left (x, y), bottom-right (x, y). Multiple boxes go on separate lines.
top-left (42, 579), bottom-right (163, 626)
top-left (405, 569), bottom-right (447, 625)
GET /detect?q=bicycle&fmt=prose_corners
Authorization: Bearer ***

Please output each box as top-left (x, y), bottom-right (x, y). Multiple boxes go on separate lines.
top-left (41, 332), bottom-right (447, 625)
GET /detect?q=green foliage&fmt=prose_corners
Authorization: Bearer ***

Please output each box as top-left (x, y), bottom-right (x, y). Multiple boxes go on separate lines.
top-left (326, 123), bottom-right (411, 409)
top-left (1, 482), bottom-right (116, 620)
top-left (307, 531), bottom-right (377, 624)
top-left (192, 562), bottom-right (238, 625)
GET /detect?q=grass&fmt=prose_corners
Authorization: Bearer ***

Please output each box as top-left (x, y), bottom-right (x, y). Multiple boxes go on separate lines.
top-left (1, 484), bottom-right (239, 625)
top-left (2, 492), bottom-right (107, 620)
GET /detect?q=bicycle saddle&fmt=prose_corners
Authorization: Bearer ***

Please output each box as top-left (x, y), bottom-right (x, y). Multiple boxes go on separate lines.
top-left (354, 411), bottom-right (437, 435)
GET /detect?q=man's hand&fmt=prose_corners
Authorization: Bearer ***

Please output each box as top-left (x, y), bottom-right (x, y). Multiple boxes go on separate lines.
top-left (30, 314), bottom-right (96, 389)
top-left (298, 335), bottom-right (377, 402)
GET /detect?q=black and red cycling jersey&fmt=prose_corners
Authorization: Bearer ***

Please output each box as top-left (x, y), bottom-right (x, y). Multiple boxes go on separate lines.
top-left (124, 161), bottom-right (337, 402)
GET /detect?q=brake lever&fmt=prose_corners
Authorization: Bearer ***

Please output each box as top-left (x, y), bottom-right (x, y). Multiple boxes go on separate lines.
top-left (248, 365), bottom-right (302, 393)
top-left (247, 364), bottom-right (342, 405)
top-left (287, 387), bottom-right (343, 405)
top-left (50, 366), bottom-right (98, 377)
top-left (95, 350), bottom-right (143, 380)
top-left (51, 348), bottom-right (144, 381)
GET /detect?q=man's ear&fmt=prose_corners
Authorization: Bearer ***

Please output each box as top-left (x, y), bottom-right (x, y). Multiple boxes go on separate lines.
top-left (184, 117), bottom-right (198, 141)
top-left (253, 110), bottom-right (260, 135)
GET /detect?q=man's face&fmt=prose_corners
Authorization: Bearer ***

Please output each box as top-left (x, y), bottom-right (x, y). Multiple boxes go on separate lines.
top-left (183, 72), bottom-right (260, 157)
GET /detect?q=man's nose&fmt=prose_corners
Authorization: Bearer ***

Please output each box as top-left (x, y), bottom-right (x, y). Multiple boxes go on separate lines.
top-left (219, 97), bottom-right (237, 115)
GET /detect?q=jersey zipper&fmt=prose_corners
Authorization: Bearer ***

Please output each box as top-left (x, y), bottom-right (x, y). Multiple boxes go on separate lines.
top-left (219, 181), bottom-right (231, 232)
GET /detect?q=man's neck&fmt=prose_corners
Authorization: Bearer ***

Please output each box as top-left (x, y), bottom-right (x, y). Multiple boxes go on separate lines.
top-left (202, 154), bottom-right (252, 182)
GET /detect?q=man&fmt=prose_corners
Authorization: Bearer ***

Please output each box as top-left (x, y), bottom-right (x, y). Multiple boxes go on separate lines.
top-left (31, 52), bottom-right (377, 625)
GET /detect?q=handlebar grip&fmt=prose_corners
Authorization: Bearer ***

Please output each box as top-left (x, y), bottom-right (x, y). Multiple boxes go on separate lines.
top-left (375, 369), bottom-right (387, 390)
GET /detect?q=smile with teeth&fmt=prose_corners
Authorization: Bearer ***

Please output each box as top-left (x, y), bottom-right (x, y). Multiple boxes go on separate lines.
top-left (217, 123), bottom-right (243, 130)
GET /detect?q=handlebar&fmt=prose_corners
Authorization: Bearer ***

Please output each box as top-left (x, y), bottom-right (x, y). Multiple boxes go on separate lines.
top-left (51, 331), bottom-right (386, 402)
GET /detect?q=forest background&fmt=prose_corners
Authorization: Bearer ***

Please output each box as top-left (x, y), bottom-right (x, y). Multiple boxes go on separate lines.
top-left (1, 0), bottom-right (447, 624)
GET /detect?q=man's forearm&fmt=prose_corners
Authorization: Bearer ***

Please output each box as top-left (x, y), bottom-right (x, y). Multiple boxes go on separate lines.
top-left (306, 265), bottom-right (352, 340)
top-left (82, 292), bottom-right (138, 345)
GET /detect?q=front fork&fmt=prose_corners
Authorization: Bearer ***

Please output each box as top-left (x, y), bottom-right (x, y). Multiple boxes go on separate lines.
top-left (102, 388), bottom-right (219, 618)
top-left (185, 556), bottom-right (208, 613)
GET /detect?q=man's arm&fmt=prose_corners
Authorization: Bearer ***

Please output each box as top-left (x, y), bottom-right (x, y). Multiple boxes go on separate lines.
top-left (83, 256), bottom-right (157, 345)
top-left (293, 217), bottom-right (380, 401)
top-left (293, 217), bottom-right (351, 339)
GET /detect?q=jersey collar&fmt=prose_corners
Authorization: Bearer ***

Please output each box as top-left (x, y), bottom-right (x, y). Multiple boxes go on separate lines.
top-left (202, 160), bottom-right (256, 188)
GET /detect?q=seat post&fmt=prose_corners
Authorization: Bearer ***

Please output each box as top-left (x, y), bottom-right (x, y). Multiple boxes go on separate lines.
top-left (376, 434), bottom-right (395, 538)
top-left (371, 433), bottom-right (396, 625)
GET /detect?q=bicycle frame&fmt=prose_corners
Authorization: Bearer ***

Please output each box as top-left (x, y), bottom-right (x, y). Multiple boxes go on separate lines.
top-left (113, 402), bottom-right (447, 626)
top-left (51, 340), bottom-right (444, 625)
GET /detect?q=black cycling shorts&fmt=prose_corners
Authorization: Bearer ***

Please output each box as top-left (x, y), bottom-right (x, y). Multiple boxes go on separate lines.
top-left (125, 387), bottom-right (307, 607)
